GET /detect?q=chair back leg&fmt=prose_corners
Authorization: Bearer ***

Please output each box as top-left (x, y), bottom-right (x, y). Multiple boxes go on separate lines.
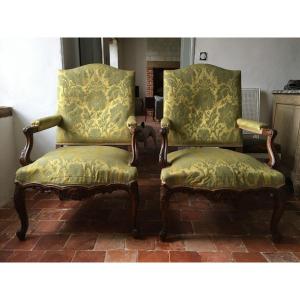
top-left (159, 185), bottom-right (171, 241)
top-left (129, 181), bottom-right (140, 238)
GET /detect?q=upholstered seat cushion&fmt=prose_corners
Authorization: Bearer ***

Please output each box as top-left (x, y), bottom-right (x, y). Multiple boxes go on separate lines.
top-left (161, 147), bottom-right (284, 189)
top-left (16, 146), bottom-right (137, 186)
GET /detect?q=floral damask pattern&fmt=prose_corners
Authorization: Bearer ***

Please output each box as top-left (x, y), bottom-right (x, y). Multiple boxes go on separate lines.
top-left (56, 64), bottom-right (135, 144)
top-left (163, 64), bottom-right (242, 146)
top-left (16, 146), bottom-right (137, 185)
top-left (161, 148), bottom-right (285, 189)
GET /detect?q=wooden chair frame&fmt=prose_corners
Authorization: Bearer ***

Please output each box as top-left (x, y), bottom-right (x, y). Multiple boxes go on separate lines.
top-left (14, 122), bottom-right (140, 241)
top-left (159, 126), bottom-right (286, 242)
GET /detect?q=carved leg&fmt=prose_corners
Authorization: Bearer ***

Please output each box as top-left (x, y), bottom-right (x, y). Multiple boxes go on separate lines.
top-left (159, 185), bottom-right (171, 241)
top-left (271, 188), bottom-right (286, 242)
top-left (129, 181), bottom-right (139, 238)
top-left (14, 184), bottom-right (28, 241)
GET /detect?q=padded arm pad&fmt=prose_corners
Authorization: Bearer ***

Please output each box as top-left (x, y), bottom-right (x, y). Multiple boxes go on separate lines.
top-left (237, 118), bottom-right (268, 134)
top-left (161, 117), bottom-right (171, 129)
top-left (31, 114), bottom-right (62, 132)
top-left (126, 115), bottom-right (137, 129)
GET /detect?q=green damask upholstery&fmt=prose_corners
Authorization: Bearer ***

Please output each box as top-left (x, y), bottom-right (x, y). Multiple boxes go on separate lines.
top-left (161, 147), bottom-right (285, 189)
top-left (16, 146), bottom-right (137, 185)
top-left (56, 64), bottom-right (135, 145)
top-left (14, 64), bottom-right (140, 241)
top-left (237, 118), bottom-right (268, 134)
top-left (164, 64), bottom-right (242, 146)
top-left (159, 64), bottom-right (286, 241)
top-left (31, 115), bottom-right (62, 132)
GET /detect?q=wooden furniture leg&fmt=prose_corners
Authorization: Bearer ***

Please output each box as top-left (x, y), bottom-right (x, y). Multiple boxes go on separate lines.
top-left (159, 186), bottom-right (171, 241)
top-left (14, 184), bottom-right (28, 241)
top-left (129, 181), bottom-right (140, 238)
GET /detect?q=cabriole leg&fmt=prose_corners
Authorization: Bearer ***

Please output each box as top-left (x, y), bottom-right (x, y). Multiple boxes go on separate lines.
top-left (14, 184), bottom-right (28, 241)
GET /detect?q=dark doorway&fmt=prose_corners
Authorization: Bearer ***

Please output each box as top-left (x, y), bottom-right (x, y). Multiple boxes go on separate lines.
top-left (153, 67), bottom-right (178, 96)
top-left (153, 68), bottom-right (164, 96)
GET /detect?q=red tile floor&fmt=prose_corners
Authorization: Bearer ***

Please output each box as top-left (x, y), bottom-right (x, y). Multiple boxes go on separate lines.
top-left (1, 117), bottom-right (300, 262)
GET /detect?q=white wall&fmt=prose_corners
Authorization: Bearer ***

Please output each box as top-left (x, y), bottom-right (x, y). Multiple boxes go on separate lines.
top-left (194, 38), bottom-right (300, 123)
top-left (119, 38), bottom-right (147, 99)
top-left (119, 38), bottom-right (181, 99)
top-left (0, 116), bottom-right (16, 207)
top-left (0, 38), bottom-right (62, 205)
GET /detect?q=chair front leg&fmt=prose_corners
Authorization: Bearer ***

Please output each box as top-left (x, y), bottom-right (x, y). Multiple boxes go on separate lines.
top-left (14, 184), bottom-right (28, 241)
top-left (270, 187), bottom-right (287, 242)
top-left (159, 185), bottom-right (171, 241)
top-left (129, 181), bottom-right (139, 238)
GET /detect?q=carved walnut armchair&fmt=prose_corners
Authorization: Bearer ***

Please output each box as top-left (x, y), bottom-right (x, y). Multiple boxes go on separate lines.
top-left (159, 64), bottom-right (286, 242)
top-left (14, 64), bottom-right (140, 240)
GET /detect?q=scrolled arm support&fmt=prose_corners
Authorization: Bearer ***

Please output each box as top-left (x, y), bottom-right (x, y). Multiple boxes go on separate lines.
top-left (159, 117), bottom-right (171, 168)
top-left (20, 125), bottom-right (38, 166)
top-left (262, 128), bottom-right (279, 168)
top-left (159, 127), bottom-right (169, 167)
top-left (19, 114), bottom-right (62, 167)
top-left (237, 118), bottom-right (279, 168)
top-left (127, 116), bottom-right (138, 166)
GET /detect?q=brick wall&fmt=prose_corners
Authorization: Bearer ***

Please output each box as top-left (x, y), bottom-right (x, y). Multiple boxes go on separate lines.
top-left (146, 68), bottom-right (153, 97)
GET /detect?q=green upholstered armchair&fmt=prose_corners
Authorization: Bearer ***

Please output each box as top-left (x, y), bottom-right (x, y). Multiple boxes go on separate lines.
top-left (159, 64), bottom-right (286, 242)
top-left (14, 64), bottom-right (140, 240)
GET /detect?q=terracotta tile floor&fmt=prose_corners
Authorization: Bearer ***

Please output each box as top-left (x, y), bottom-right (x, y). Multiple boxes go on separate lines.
top-left (1, 118), bottom-right (300, 262)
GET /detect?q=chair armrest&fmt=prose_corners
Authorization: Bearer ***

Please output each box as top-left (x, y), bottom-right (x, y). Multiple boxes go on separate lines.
top-left (161, 117), bottom-right (171, 130)
top-left (237, 118), bottom-right (279, 168)
top-left (19, 114), bottom-right (62, 166)
top-left (237, 118), bottom-right (268, 134)
top-left (31, 114), bottom-right (62, 132)
top-left (159, 118), bottom-right (171, 167)
top-left (126, 116), bottom-right (138, 166)
top-left (127, 115), bottom-right (137, 132)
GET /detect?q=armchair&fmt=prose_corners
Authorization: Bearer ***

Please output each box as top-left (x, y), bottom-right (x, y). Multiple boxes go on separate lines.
top-left (14, 64), bottom-right (140, 240)
top-left (159, 64), bottom-right (286, 242)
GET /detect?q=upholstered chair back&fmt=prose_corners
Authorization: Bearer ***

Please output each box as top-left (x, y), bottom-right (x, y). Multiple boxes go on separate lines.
top-left (56, 64), bottom-right (135, 145)
top-left (163, 64), bottom-right (242, 147)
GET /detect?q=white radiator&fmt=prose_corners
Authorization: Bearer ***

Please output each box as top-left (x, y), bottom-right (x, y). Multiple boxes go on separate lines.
top-left (241, 88), bottom-right (261, 136)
